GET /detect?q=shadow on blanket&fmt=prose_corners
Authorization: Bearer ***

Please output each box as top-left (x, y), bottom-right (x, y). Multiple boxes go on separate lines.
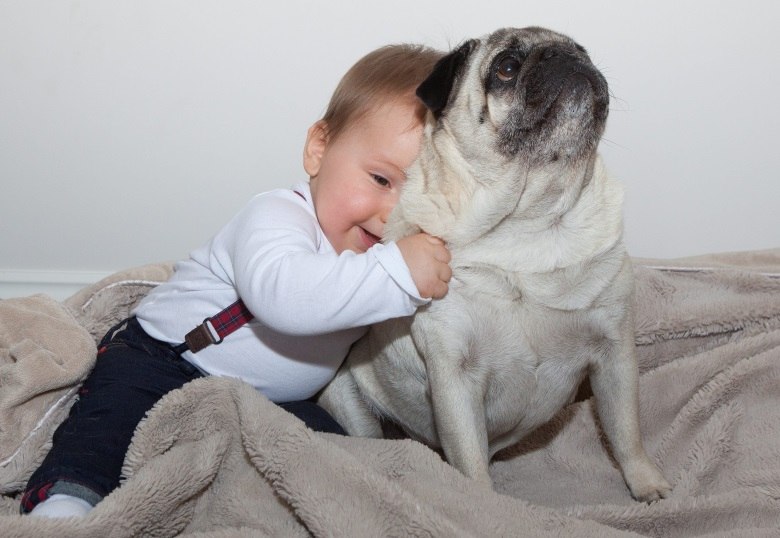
top-left (1, 250), bottom-right (779, 537)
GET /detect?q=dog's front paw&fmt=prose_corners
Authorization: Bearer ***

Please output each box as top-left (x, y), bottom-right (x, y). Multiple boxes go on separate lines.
top-left (624, 460), bottom-right (672, 502)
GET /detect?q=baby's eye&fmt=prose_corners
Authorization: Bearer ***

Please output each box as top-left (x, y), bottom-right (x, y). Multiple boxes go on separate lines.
top-left (371, 174), bottom-right (390, 187)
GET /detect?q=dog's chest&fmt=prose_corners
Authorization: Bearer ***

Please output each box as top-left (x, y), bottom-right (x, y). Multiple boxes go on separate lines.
top-left (435, 275), bottom-right (600, 433)
top-left (498, 308), bottom-right (590, 421)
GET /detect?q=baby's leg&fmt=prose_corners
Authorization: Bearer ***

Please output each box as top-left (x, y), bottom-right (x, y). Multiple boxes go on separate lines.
top-left (277, 400), bottom-right (347, 434)
top-left (21, 318), bottom-right (204, 516)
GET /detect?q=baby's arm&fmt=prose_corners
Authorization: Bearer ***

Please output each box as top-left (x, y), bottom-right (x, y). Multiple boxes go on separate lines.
top-left (221, 192), bottom-right (451, 336)
top-left (237, 243), bottom-right (434, 335)
top-left (395, 233), bottom-right (452, 299)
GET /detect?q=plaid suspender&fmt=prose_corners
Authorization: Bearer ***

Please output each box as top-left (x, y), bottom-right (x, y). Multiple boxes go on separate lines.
top-left (183, 299), bottom-right (255, 353)
top-left (182, 189), bottom-right (306, 354)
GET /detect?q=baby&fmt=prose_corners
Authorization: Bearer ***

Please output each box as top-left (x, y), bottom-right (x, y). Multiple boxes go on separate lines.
top-left (22, 43), bottom-right (449, 518)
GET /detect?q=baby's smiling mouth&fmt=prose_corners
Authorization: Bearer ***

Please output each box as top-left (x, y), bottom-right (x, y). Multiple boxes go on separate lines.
top-left (361, 227), bottom-right (382, 249)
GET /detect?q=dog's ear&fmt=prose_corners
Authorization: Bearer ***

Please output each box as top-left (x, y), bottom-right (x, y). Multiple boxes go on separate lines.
top-left (416, 39), bottom-right (477, 119)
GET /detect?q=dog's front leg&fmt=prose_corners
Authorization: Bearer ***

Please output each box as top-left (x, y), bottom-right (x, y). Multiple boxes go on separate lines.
top-left (431, 371), bottom-right (492, 484)
top-left (423, 348), bottom-right (492, 485)
top-left (590, 334), bottom-right (672, 502)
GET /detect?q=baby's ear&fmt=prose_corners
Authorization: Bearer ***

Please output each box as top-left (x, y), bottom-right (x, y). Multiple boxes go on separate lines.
top-left (303, 120), bottom-right (329, 177)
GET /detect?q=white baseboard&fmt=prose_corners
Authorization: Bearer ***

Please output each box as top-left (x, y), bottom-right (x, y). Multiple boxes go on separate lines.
top-left (0, 269), bottom-right (113, 302)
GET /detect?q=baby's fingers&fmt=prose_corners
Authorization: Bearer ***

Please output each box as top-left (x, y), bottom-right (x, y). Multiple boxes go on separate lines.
top-left (429, 278), bottom-right (449, 299)
top-left (439, 261), bottom-right (452, 283)
top-left (436, 245), bottom-right (452, 264)
top-left (426, 236), bottom-right (451, 262)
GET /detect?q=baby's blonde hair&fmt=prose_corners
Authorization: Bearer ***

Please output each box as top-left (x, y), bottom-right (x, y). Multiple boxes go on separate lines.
top-left (321, 44), bottom-right (444, 141)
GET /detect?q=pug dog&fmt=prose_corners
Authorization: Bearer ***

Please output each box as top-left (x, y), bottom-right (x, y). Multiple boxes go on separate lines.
top-left (318, 27), bottom-right (671, 502)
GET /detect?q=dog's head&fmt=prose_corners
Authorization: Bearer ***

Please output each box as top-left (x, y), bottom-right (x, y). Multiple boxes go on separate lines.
top-left (390, 27), bottom-right (616, 249)
top-left (418, 27), bottom-right (608, 166)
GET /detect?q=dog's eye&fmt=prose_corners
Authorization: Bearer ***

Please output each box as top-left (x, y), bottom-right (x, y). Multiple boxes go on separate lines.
top-left (496, 57), bottom-right (521, 82)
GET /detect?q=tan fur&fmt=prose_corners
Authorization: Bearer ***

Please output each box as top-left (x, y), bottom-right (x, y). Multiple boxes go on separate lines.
top-left (318, 27), bottom-right (670, 501)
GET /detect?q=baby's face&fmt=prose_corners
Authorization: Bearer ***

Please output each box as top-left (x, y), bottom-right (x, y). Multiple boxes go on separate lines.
top-left (308, 99), bottom-right (423, 254)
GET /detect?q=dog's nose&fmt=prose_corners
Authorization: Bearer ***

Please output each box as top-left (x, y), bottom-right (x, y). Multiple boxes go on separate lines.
top-left (530, 44), bottom-right (608, 100)
top-left (536, 44), bottom-right (581, 67)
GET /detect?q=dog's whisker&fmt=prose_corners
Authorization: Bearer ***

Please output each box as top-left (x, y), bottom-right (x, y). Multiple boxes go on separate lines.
top-left (599, 137), bottom-right (626, 150)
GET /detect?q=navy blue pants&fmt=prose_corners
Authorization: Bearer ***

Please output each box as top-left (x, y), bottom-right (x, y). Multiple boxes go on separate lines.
top-left (21, 317), bottom-right (345, 513)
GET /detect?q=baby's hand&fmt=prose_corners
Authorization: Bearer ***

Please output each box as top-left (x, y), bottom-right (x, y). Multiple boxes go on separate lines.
top-left (396, 233), bottom-right (452, 299)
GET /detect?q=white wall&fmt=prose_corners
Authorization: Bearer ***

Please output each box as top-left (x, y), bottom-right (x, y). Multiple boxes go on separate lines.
top-left (2, 0), bottom-right (779, 299)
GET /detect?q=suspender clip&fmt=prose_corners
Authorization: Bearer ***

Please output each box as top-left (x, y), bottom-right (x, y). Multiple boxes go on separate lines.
top-left (184, 319), bottom-right (222, 353)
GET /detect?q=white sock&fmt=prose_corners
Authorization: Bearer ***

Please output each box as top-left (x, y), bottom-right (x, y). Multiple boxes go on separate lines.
top-left (29, 493), bottom-right (93, 518)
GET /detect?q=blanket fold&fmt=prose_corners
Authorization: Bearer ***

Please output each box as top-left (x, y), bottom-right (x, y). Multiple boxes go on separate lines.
top-left (0, 249), bottom-right (778, 536)
top-left (0, 294), bottom-right (95, 493)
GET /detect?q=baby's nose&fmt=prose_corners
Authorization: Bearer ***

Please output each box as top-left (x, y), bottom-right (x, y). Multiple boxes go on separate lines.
top-left (379, 201), bottom-right (394, 224)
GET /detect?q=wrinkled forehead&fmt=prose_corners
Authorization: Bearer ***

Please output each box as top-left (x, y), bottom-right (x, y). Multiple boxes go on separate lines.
top-left (471, 26), bottom-right (581, 72)
top-left (485, 26), bottom-right (577, 52)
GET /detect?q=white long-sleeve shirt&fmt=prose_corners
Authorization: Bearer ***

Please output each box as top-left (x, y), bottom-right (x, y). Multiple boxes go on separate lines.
top-left (134, 182), bottom-right (427, 402)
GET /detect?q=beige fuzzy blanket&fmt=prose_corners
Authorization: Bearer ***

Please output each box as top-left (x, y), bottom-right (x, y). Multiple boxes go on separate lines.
top-left (1, 250), bottom-right (779, 537)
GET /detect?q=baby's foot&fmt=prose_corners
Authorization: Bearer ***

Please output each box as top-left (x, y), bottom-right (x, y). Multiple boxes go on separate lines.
top-left (29, 494), bottom-right (93, 518)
